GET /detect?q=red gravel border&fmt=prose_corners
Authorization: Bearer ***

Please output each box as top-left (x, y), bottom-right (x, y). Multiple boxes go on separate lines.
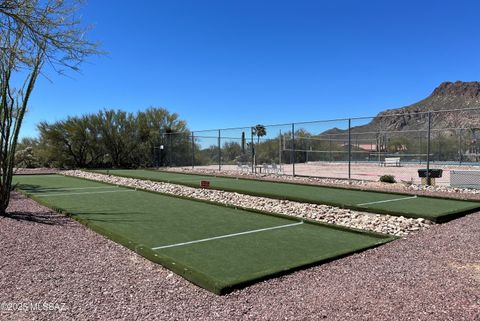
top-left (0, 192), bottom-right (479, 320)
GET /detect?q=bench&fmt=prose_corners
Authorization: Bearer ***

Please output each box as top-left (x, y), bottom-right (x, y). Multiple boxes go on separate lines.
top-left (382, 157), bottom-right (401, 167)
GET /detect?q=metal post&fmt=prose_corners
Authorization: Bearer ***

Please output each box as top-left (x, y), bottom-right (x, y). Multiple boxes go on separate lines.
top-left (279, 129), bottom-right (282, 168)
top-left (348, 118), bottom-right (351, 181)
top-left (218, 129), bottom-right (221, 171)
top-left (159, 147), bottom-right (163, 167)
top-left (168, 133), bottom-right (172, 167)
top-left (418, 132), bottom-right (422, 164)
top-left (292, 123), bottom-right (295, 176)
top-left (426, 111), bottom-right (431, 185)
top-left (377, 133), bottom-right (381, 165)
top-left (191, 132), bottom-right (195, 169)
top-left (251, 127), bottom-right (254, 173)
top-left (154, 146), bottom-right (158, 168)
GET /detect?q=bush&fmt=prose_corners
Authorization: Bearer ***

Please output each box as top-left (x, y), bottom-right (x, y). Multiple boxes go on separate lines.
top-left (379, 175), bottom-right (396, 183)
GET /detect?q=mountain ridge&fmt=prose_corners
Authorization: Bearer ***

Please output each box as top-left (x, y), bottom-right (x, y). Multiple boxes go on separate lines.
top-left (355, 81), bottom-right (480, 133)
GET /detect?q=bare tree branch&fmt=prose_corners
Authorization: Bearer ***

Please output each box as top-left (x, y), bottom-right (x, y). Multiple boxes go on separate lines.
top-left (0, 0), bottom-right (102, 215)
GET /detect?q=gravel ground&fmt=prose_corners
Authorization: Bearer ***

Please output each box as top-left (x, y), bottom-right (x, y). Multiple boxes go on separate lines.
top-left (166, 167), bottom-right (480, 201)
top-left (63, 170), bottom-right (433, 237)
top-left (0, 193), bottom-right (479, 320)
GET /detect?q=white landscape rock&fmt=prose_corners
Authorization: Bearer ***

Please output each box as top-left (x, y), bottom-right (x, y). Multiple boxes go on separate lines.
top-left (62, 170), bottom-right (434, 237)
top-left (166, 167), bottom-right (480, 196)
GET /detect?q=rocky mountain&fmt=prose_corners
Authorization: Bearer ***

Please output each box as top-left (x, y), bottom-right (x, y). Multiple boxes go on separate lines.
top-left (312, 82), bottom-right (479, 160)
top-left (355, 81), bottom-right (480, 133)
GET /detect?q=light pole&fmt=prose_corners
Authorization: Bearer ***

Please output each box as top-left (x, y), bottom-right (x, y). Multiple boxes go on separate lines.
top-left (154, 145), bottom-right (165, 167)
top-left (159, 145), bottom-right (164, 167)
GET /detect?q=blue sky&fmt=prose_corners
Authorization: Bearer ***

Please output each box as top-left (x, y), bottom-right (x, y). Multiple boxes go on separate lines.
top-left (22, 0), bottom-right (480, 137)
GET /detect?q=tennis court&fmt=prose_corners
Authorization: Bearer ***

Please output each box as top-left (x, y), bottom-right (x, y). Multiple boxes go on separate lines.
top-left (13, 174), bottom-right (394, 294)
top-left (92, 169), bottom-right (480, 222)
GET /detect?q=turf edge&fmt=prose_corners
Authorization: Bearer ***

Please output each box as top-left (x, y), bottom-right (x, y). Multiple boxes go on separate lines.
top-left (14, 174), bottom-right (398, 295)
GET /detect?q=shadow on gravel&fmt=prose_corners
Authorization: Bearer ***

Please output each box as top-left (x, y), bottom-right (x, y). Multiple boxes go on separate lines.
top-left (3, 211), bottom-right (72, 226)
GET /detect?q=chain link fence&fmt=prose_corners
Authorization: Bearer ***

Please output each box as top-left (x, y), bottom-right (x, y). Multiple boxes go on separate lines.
top-left (155, 108), bottom-right (480, 186)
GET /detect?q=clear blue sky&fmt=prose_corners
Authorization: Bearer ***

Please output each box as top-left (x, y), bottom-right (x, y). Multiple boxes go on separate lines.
top-left (22, 0), bottom-right (480, 137)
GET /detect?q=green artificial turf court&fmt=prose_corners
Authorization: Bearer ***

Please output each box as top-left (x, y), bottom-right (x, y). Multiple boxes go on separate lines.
top-left (13, 174), bottom-right (395, 294)
top-left (91, 169), bottom-right (480, 222)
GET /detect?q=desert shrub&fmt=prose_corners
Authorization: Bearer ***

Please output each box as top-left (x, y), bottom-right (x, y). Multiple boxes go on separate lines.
top-left (379, 175), bottom-right (396, 183)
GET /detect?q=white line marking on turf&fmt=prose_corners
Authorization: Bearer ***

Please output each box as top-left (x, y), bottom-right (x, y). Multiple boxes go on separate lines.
top-left (152, 221), bottom-right (304, 250)
top-left (35, 189), bottom-right (136, 197)
top-left (357, 195), bottom-right (417, 206)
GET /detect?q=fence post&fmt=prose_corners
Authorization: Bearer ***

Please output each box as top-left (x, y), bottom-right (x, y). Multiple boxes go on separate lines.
top-left (218, 129), bottom-right (221, 171)
top-left (348, 118), bottom-right (351, 181)
top-left (168, 133), bottom-right (172, 167)
top-left (426, 111), bottom-right (431, 185)
top-left (279, 129), bottom-right (282, 168)
top-left (292, 123), bottom-right (295, 177)
top-left (153, 146), bottom-right (156, 168)
top-left (191, 132), bottom-right (195, 169)
top-left (377, 132), bottom-right (381, 165)
top-left (251, 127), bottom-right (254, 173)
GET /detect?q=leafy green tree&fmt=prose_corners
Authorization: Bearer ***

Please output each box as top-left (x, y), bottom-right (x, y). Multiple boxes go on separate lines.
top-left (91, 110), bottom-right (138, 168)
top-left (222, 141), bottom-right (242, 164)
top-left (35, 108), bottom-right (190, 168)
top-left (197, 145), bottom-right (219, 165)
top-left (136, 108), bottom-right (186, 165)
top-left (38, 115), bottom-right (102, 168)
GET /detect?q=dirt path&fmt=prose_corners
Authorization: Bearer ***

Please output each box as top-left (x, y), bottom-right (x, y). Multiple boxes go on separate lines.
top-left (0, 192), bottom-right (479, 320)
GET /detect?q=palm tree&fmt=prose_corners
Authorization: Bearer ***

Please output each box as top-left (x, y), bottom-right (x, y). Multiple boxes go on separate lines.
top-left (252, 124), bottom-right (267, 144)
top-left (251, 124), bottom-right (267, 167)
